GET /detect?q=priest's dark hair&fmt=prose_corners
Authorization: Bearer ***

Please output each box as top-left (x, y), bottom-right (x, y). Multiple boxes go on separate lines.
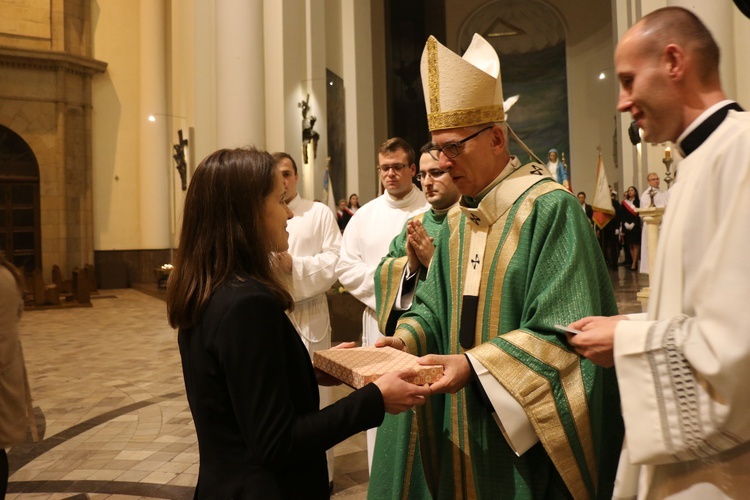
top-left (271, 151), bottom-right (298, 175)
top-left (378, 137), bottom-right (415, 165)
top-left (167, 147), bottom-right (293, 329)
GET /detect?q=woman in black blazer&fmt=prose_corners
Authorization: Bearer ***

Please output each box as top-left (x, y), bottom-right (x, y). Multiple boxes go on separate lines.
top-left (167, 148), bottom-right (429, 499)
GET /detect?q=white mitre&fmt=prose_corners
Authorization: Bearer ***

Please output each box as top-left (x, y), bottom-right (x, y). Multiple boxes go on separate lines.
top-left (420, 34), bottom-right (505, 131)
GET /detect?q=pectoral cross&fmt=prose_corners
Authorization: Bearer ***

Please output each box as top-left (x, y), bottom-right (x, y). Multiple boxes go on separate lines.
top-left (471, 254), bottom-right (480, 269)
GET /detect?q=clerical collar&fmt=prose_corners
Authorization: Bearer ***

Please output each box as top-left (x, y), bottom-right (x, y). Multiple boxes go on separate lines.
top-left (677, 100), bottom-right (743, 157)
top-left (384, 184), bottom-right (421, 209)
top-left (286, 193), bottom-right (301, 210)
top-left (462, 156), bottom-right (521, 208)
top-left (432, 201), bottom-right (459, 218)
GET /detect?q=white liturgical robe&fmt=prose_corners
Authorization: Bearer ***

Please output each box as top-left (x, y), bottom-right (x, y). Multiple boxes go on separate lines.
top-left (285, 195), bottom-right (341, 350)
top-left (284, 194), bottom-right (342, 482)
top-left (613, 109), bottom-right (750, 499)
top-left (335, 184), bottom-right (427, 472)
top-left (336, 184), bottom-right (428, 347)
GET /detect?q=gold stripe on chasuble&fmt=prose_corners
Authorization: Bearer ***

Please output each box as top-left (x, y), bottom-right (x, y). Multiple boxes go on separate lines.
top-left (501, 330), bottom-right (595, 481)
top-left (377, 256), bottom-right (408, 332)
top-left (441, 216), bottom-right (475, 498)
top-left (402, 413), bottom-right (419, 500)
top-left (477, 181), bottom-right (563, 346)
top-left (394, 317), bottom-right (440, 488)
top-left (427, 37), bottom-right (440, 114)
top-left (471, 342), bottom-right (591, 500)
top-left (395, 317), bottom-right (426, 356)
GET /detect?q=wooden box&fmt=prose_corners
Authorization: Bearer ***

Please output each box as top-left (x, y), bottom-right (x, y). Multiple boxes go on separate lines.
top-left (313, 346), bottom-right (443, 389)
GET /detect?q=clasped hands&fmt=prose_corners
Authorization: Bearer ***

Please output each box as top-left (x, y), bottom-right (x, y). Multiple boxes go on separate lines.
top-left (406, 220), bottom-right (435, 274)
top-left (375, 337), bottom-right (473, 396)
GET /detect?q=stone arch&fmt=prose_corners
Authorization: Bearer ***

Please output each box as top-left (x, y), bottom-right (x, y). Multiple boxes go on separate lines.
top-left (0, 125), bottom-right (42, 272)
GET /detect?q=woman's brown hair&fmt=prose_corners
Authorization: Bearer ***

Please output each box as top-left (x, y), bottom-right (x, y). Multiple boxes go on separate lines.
top-left (167, 147), bottom-right (293, 329)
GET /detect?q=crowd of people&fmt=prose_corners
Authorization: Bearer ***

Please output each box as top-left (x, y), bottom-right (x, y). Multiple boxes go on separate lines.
top-left (0, 6), bottom-right (735, 500)
top-left (161, 7), bottom-right (750, 498)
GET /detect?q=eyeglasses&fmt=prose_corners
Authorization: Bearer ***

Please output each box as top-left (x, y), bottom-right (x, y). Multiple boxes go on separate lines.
top-left (377, 163), bottom-right (410, 174)
top-left (416, 169), bottom-right (448, 182)
top-left (427, 126), bottom-right (493, 161)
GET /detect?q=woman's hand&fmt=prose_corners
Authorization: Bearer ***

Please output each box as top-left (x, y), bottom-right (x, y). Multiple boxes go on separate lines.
top-left (373, 370), bottom-right (431, 414)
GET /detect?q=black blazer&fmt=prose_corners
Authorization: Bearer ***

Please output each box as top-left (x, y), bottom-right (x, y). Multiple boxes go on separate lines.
top-left (179, 278), bottom-right (384, 499)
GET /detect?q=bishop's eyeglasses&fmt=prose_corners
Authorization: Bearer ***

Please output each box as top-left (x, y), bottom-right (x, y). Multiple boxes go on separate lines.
top-left (427, 126), bottom-right (493, 161)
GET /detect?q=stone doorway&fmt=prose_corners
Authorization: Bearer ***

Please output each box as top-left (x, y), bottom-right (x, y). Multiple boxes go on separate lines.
top-left (0, 125), bottom-right (41, 273)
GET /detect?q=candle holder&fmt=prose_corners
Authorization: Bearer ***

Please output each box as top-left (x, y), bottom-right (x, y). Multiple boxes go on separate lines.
top-left (662, 157), bottom-right (674, 189)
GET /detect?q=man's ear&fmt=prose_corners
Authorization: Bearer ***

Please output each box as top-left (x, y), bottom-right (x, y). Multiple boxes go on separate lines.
top-left (490, 125), bottom-right (506, 154)
top-left (664, 44), bottom-right (686, 81)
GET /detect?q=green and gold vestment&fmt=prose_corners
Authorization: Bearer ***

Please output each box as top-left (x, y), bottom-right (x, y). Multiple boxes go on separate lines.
top-left (372, 163), bottom-right (623, 499)
top-left (371, 208), bottom-right (448, 500)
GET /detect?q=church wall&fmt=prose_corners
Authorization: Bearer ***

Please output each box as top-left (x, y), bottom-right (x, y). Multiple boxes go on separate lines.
top-left (0, 0), bottom-right (103, 281)
top-left (735, 12), bottom-right (750, 107)
top-left (91, 0), bottom-right (141, 251)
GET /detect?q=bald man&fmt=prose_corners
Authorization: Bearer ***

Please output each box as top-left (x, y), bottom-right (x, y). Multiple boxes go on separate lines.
top-left (568, 7), bottom-right (750, 499)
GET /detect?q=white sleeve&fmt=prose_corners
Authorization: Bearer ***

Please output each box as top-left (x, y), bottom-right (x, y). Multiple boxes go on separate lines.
top-left (614, 142), bottom-right (750, 464)
top-left (336, 217), bottom-right (378, 311)
top-left (466, 353), bottom-right (539, 456)
top-left (290, 208), bottom-right (342, 301)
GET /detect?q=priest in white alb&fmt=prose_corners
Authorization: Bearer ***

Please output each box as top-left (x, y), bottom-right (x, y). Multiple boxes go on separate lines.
top-left (272, 152), bottom-right (342, 486)
top-left (568, 7), bottom-right (750, 499)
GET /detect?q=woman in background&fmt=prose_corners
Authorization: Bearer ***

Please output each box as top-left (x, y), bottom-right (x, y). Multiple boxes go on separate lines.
top-left (621, 186), bottom-right (642, 271)
top-left (167, 147), bottom-right (428, 499)
top-left (0, 255), bottom-right (34, 497)
top-left (336, 198), bottom-right (351, 231)
top-left (346, 193), bottom-right (360, 214)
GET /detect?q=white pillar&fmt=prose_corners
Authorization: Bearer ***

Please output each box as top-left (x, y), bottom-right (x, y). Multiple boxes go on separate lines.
top-left (341, 0), bottom-right (376, 200)
top-left (216, 0), bottom-right (266, 149)
top-left (668, 0), bottom-right (736, 99)
top-left (303, 0), bottom-right (328, 201)
top-left (139, 0), bottom-right (171, 249)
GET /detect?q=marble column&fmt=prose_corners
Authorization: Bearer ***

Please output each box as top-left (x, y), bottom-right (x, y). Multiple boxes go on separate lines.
top-left (635, 206), bottom-right (665, 310)
top-left (139, 0), bottom-right (171, 249)
top-left (215, 0), bottom-right (265, 149)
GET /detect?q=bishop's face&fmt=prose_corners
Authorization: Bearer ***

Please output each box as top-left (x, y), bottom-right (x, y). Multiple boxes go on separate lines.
top-left (430, 125), bottom-right (506, 198)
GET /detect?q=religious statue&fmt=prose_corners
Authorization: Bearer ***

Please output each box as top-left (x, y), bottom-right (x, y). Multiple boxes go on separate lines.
top-left (546, 148), bottom-right (570, 189)
top-left (299, 94), bottom-right (320, 164)
top-left (173, 129), bottom-right (188, 191)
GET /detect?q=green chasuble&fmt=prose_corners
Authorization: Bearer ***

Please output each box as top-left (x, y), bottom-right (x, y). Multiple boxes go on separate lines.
top-left (388, 163), bottom-right (623, 500)
top-left (374, 209), bottom-right (449, 335)
top-left (370, 209), bottom-right (449, 500)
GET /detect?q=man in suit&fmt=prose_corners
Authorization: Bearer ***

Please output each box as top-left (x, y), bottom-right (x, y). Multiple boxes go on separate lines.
top-left (577, 191), bottom-right (594, 226)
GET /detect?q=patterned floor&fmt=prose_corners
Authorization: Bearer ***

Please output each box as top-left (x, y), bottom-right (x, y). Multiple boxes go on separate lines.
top-left (6, 266), bottom-right (645, 499)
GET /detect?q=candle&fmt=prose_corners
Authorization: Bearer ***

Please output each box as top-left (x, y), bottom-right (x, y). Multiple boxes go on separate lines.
top-left (664, 147), bottom-right (671, 159)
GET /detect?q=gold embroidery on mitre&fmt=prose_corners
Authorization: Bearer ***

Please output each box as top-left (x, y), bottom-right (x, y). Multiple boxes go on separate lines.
top-left (428, 105), bottom-right (505, 131)
top-left (427, 37), bottom-right (440, 115)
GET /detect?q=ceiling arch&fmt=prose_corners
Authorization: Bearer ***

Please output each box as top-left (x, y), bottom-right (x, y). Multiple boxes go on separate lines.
top-left (458, 0), bottom-right (566, 55)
